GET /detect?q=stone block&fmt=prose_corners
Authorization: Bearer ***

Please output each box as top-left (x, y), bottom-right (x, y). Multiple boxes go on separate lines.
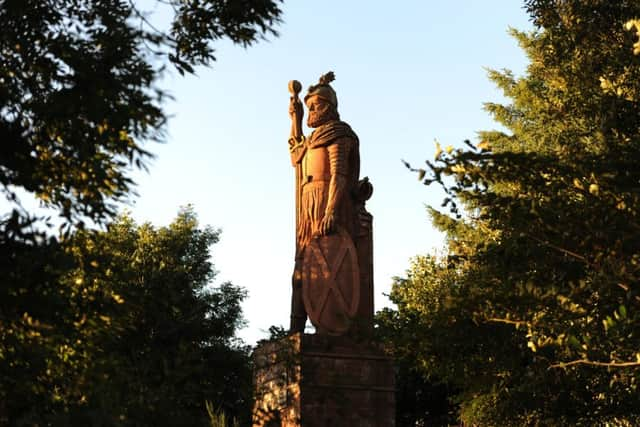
top-left (252, 333), bottom-right (395, 427)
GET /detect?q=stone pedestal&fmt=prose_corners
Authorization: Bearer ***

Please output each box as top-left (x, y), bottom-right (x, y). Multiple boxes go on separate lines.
top-left (252, 333), bottom-right (395, 427)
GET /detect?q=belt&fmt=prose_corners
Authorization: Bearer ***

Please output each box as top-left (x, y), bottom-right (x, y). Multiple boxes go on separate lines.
top-left (302, 175), bottom-right (330, 184)
top-left (301, 179), bottom-right (330, 190)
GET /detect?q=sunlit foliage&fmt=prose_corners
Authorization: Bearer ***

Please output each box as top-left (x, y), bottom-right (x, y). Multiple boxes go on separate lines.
top-left (387, 1), bottom-right (640, 425)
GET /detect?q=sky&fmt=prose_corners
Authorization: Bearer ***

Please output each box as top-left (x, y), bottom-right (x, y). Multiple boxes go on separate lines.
top-left (123, 1), bottom-right (536, 344)
top-left (16, 1), bottom-right (535, 345)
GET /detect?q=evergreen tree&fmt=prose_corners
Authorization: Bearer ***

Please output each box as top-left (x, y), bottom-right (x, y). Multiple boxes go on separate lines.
top-left (388, 1), bottom-right (640, 424)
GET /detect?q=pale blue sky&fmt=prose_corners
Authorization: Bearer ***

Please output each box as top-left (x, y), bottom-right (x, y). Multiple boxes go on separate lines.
top-left (7, 2), bottom-right (534, 344)
top-left (123, 1), bottom-right (536, 344)
top-left (127, 1), bottom-right (534, 344)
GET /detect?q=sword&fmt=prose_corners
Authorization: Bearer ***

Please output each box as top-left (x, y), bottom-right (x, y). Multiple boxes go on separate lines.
top-left (288, 79), bottom-right (304, 260)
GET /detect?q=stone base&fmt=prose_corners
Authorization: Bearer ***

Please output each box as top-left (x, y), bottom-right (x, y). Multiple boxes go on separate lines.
top-left (252, 333), bottom-right (395, 427)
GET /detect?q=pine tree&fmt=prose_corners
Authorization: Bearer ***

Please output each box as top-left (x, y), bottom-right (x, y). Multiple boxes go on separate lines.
top-left (387, 1), bottom-right (640, 424)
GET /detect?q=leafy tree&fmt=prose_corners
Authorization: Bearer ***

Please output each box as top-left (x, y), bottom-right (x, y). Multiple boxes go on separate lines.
top-left (1, 208), bottom-right (251, 425)
top-left (391, 1), bottom-right (640, 425)
top-left (0, 0), bottom-right (282, 228)
top-left (375, 259), bottom-right (458, 427)
top-left (1, 2), bottom-right (281, 424)
top-left (0, 234), bottom-right (73, 425)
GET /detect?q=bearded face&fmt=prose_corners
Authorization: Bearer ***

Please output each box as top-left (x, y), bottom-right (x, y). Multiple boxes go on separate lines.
top-left (306, 96), bottom-right (338, 128)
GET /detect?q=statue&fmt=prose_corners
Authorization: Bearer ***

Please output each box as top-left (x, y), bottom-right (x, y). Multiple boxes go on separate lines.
top-left (287, 72), bottom-right (374, 336)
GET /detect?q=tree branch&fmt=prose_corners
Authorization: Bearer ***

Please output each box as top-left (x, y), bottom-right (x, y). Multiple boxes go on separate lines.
top-left (485, 317), bottom-right (526, 327)
top-left (549, 359), bottom-right (640, 369)
top-left (526, 233), bottom-right (592, 265)
top-left (127, 0), bottom-right (172, 40)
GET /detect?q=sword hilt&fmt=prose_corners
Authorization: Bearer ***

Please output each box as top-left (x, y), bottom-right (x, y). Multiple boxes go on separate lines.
top-left (288, 80), bottom-right (303, 141)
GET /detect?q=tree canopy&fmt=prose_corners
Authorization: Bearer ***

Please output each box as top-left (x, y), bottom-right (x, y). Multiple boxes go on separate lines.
top-left (1, 208), bottom-right (251, 425)
top-left (0, 1), bottom-right (282, 424)
top-left (384, 1), bottom-right (640, 425)
top-left (0, 0), bottom-right (282, 229)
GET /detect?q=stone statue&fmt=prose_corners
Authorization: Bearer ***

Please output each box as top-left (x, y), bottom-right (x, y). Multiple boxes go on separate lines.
top-left (287, 72), bottom-right (374, 336)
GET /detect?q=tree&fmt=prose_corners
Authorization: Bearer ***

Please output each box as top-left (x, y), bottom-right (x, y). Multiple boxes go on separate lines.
top-left (392, 1), bottom-right (640, 424)
top-left (0, 3), bottom-right (281, 423)
top-left (1, 208), bottom-right (251, 425)
top-left (375, 257), bottom-right (459, 427)
top-left (0, 0), bottom-right (282, 229)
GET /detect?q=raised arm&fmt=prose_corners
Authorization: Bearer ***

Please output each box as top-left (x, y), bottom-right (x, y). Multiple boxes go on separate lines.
top-left (288, 79), bottom-right (305, 165)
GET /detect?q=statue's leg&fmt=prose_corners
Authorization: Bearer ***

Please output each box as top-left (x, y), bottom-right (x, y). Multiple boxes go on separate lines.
top-left (289, 255), bottom-right (307, 332)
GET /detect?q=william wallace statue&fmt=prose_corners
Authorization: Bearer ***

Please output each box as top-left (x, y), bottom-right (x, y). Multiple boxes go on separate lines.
top-left (288, 72), bottom-right (374, 336)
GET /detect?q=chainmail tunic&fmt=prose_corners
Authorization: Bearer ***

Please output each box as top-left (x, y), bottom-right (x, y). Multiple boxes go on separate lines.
top-left (292, 120), bottom-right (359, 253)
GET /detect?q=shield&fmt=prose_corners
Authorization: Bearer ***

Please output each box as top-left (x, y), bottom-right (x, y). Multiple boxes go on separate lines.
top-left (302, 226), bottom-right (360, 335)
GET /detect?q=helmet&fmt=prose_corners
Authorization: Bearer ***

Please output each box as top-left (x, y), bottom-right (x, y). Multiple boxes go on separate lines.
top-left (304, 71), bottom-right (338, 108)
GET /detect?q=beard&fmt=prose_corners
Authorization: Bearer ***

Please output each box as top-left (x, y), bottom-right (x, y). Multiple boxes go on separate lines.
top-left (307, 107), bottom-right (338, 128)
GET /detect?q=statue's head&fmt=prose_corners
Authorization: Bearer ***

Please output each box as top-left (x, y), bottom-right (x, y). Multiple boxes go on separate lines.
top-left (305, 71), bottom-right (339, 128)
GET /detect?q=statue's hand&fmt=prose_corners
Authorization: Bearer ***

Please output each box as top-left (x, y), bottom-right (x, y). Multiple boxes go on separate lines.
top-left (319, 212), bottom-right (336, 236)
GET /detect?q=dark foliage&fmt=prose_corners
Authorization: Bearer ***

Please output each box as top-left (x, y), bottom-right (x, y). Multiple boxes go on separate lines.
top-left (0, 0), bottom-right (282, 229)
top-left (1, 209), bottom-right (252, 425)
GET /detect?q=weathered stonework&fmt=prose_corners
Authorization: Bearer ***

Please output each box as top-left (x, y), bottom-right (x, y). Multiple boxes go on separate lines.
top-left (252, 333), bottom-right (395, 427)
